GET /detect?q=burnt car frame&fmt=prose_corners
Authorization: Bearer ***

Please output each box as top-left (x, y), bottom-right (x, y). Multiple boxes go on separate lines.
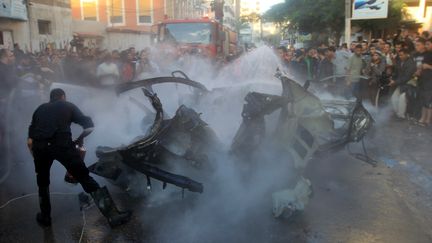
top-left (88, 69), bottom-right (373, 217)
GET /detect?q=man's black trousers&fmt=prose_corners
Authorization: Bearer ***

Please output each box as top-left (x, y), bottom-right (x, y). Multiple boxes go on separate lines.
top-left (32, 141), bottom-right (100, 193)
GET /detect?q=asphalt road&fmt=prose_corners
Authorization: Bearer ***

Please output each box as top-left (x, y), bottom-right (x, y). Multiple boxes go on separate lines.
top-left (1, 117), bottom-right (432, 243)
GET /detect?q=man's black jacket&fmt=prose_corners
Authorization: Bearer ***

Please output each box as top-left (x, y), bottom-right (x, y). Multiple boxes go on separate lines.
top-left (393, 57), bottom-right (416, 86)
top-left (28, 100), bottom-right (93, 146)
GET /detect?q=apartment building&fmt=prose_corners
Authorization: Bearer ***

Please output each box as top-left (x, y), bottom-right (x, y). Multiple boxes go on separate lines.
top-left (70, 0), bottom-right (166, 50)
top-left (0, 0), bottom-right (72, 52)
top-left (404, 0), bottom-right (432, 31)
top-left (165, 0), bottom-right (210, 20)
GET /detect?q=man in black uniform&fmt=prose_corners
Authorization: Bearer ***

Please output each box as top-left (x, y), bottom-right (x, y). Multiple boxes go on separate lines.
top-left (27, 88), bottom-right (131, 227)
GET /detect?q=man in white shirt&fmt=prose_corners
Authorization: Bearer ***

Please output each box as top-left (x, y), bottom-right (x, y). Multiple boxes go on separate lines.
top-left (96, 53), bottom-right (120, 86)
top-left (334, 43), bottom-right (352, 77)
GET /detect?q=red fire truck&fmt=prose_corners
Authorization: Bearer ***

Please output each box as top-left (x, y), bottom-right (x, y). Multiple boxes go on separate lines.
top-left (152, 17), bottom-right (238, 61)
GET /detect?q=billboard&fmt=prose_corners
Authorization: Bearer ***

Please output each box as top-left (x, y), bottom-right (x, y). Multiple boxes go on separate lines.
top-left (352, 0), bottom-right (388, 20)
top-left (0, 0), bottom-right (28, 21)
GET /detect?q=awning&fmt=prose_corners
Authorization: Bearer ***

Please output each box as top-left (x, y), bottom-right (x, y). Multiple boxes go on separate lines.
top-left (75, 32), bottom-right (104, 39)
top-left (106, 27), bottom-right (150, 35)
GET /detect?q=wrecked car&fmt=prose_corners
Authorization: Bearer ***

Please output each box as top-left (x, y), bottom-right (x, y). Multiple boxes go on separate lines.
top-left (89, 72), bottom-right (221, 197)
top-left (231, 70), bottom-right (373, 217)
top-left (88, 69), bottom-right (373, 218)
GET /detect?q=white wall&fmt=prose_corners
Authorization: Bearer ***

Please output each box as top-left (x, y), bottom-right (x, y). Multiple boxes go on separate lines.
top-left (406, 6), bottom-right (432, 31)
top-left (105, 32), bottom-right (151, 51)
top-left (0, 19), bottom-right (29, 50)
top-left (29, 3), bottom-right (73, 52)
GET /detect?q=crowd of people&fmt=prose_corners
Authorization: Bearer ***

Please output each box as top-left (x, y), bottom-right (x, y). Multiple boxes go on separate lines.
top-left (1, 29), bottom-right (432, 146)
top-left (2, 44), bottom-right (161, 89)
top-left (0, 41), bottom-right (169, 162)
top-left (276, 29), bottom-right (432, 127)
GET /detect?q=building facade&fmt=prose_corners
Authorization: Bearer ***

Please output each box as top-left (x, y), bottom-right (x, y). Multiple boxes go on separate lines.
top-left (0, 0), bottom-right (73, 52)
top-left (29, 0), bottom-right (73, 52)
top-left (0, 0), bottom-right (29, 50)
top-left (223, 0), bottom-right (236, 30)
top-left (0, 0), bottom-right (74, 52)
top-left (165, 0), bottom-right (210, 20)
top-left (70, 0), bottom-right (166, 50)
top-left (239, 0), bottom-right (260, 43)
top-left (404, 0), bottom-right (432, 31)
top-left (240, 0), bottom-right (259, 17)
top-left (0, 0), bottom-right (243, 52)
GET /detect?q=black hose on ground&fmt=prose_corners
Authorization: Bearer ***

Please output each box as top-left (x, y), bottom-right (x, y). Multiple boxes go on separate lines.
top-left (346, 139), bottom-right (378, 167)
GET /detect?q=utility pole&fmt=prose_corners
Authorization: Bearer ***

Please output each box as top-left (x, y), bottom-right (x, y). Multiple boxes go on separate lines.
top-left (259, 15), bottom-right (263, 40)
top-left (344, 0), bottom-right (351, 45)
top-left (235, 0), bottom-right (240, 34)
top-left (214, 0), bottom-right (224, 23)
top-left (27, 1), bottom-right (33, 52)
top-left (235, 0), bottom-right (240, 19)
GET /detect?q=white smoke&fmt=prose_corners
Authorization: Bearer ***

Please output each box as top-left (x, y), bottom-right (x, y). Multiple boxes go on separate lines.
top-left (3, 45), bottom-right (391, 242)
top-left (49, 46), bottom-right (299, 242)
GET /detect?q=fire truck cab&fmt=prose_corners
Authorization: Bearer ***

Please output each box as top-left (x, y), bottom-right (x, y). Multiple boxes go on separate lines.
top-left (152, 18), bottom-right (237, 61)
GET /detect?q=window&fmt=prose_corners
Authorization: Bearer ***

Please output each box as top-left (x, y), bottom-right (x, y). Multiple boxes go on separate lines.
top-left (161, 23), bottom-right (212, 44)
top-left (108, 0), bottom-right (124, 24)
top-left (81, 0), bottom-right (98, 21)
top-left (38, 20), bottom-right (51, 35)
top-left (137, 0), bottom-right (152, 24)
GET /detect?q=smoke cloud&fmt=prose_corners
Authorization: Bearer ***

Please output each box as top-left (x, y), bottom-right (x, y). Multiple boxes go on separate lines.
top-left (2, 45), bottom-right (387, 242)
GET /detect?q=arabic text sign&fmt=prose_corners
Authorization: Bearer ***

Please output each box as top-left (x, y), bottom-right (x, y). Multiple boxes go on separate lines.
top-left (0, 0), bottom-right (28, 21)
top-left (352, 0), bottom-right (388, 20)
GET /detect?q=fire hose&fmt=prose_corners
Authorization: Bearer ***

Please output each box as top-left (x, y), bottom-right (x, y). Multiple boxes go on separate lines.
top-left (0, 192), bottom-right (88, 243)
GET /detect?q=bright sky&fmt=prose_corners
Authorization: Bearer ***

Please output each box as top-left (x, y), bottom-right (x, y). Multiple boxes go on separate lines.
top-left (259, 0), bottom-right (285, 13)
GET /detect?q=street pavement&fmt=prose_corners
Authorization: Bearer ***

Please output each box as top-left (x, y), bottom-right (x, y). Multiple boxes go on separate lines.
top-left (1, 115), bottom-right (432, 243)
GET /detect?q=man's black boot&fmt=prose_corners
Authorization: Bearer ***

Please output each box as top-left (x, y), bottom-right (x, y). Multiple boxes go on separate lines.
top-left (36, 212), bottom-right (51, 227)
top-left (90, 186), bottom-right (132, 227)
top-left (36, 187), bottom-right (52, 227)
